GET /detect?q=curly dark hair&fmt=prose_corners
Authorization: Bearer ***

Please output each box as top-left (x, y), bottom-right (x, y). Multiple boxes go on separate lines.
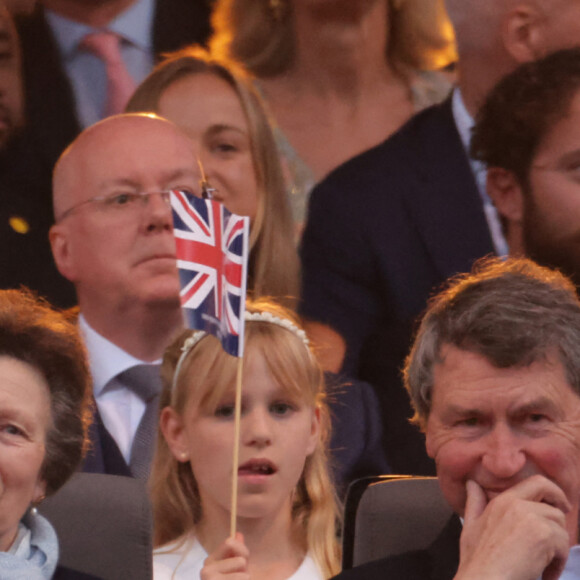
top-left (470, 47), bottom-right (580, 188)
top-left (0, 289), bottom-right (92, 495)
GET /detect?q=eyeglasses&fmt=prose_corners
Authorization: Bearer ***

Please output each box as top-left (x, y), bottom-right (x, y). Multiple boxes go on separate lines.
top-left (57, 188), bottom-right (196, 222)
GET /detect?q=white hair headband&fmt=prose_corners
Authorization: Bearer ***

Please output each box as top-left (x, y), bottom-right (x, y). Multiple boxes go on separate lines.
top-left (172, 311), bottom-right (310, 391)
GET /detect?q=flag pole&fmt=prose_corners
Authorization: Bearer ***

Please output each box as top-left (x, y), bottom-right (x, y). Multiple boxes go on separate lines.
top-left (230, 356), bottom-right (244, 537)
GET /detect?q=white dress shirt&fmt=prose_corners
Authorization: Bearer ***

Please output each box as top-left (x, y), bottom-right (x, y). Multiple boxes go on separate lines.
top-left (451, 89), bottom-right (509, 257)
top-left (79, 314), bottom-right (160, 463)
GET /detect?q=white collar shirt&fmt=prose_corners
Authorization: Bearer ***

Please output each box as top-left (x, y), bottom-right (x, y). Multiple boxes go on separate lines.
top-left (451, 88), bottom-right (509, 257)
top-left (79, 314), bottom-right (160, 463)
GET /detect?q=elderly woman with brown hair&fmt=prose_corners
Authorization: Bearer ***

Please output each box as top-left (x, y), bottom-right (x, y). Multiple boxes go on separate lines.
top-left (210, 0), bottom-right (456, 230)
top-left (0, 289), bottom-right (94, 579)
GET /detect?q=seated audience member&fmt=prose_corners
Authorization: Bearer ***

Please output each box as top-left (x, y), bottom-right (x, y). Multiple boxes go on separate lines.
top-left (152, 299), bottom-right (340, 579)
top-left (49, 113), bottom-right (200, 479)
top-left (0, 1), bottom-right (74, 307)
top-left (14, 0), bottom-right (212, 188)
top-left (127, 48), bottom-right (299, 304)
top-left (210, 0), bottom-right (455, 229)
top-left (299, 0), bottom-right (580, 475)
top-left (334, 257), bottom-right (580, 580)
top-left (0, 288), bottom-right (94, 579)
top-left (127, 49), bottom-right (389, 491)
top-left (471, 47), bottom-right (580, 289)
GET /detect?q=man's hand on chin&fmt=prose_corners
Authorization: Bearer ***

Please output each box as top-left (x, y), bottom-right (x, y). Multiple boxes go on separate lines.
top-left (454, 476), bottom-right (571, 580)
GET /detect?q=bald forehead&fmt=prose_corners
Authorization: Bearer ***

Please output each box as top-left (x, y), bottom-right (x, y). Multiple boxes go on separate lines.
top-left (53, 115), bottom-right (197, 216)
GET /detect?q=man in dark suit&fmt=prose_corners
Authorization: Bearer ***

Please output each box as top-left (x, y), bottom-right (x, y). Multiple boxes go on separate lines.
top-left (50, 113), bottom-right (201, 478)
top-left (299, 0), bottom-right (580, 474)
top-left (0, 1), bottom-right (75, 307)
top-left (335, 258), bottom-right (580, 580)
top-left (14, 0), bottom-right (211, 221)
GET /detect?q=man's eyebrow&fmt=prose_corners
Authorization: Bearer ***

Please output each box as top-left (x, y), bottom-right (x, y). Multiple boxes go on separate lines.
top-left (441, 405), bottom-right (485, 420)
top-left (511, 396), bottom-right (561, 417)
top-left (97, 178), bottom-right (141, 193)
top-left (96, 169), bottom-right (199, 192)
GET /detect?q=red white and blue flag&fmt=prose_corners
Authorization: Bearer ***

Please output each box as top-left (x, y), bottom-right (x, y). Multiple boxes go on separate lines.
top-left (171, 190), bottom-right (250, 358)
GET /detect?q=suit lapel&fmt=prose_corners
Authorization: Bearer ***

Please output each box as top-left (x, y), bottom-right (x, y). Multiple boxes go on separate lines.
top-left (16, 6), bottom-right (80, 175)
top-left (400, 99), bottom-right (495, 281)
top-left (81, 405), bottom-right (132, 477)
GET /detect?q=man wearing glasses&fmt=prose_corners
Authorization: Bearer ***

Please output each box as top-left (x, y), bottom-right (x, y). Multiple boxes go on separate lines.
top-left (50, 113), bottom-right (201, 478)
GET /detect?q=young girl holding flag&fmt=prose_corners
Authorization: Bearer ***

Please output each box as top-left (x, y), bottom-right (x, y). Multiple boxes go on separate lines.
top-left (151, 299), bottom-right (340, 579)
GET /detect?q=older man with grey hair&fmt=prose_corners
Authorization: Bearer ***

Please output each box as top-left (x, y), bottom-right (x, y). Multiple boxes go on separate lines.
top-left (299, 0), bottom-right (580, 475)
top-left (334, 257), bottom-right (580, 579)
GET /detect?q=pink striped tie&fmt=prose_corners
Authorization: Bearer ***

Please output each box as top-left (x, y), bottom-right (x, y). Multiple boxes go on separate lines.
top-left (81, 31), bottom-right (137, 117)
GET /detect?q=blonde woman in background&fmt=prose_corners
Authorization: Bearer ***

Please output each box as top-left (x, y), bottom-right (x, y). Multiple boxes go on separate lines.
top-left (127, 48), bottom-right (299, 305)
top-left (211, 0), bottom-right (456, 230)
top-left (151, 299), bottom-right (340, 579)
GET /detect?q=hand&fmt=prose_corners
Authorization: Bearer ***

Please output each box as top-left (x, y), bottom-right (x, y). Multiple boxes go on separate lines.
top-left (201, 533), bottom-right (250, 580)
top-left (454, 476), bottom-right (571, 580)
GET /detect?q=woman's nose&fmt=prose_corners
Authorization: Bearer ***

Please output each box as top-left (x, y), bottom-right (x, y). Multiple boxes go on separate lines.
top-left (243, 407), bottom-right (273, 447)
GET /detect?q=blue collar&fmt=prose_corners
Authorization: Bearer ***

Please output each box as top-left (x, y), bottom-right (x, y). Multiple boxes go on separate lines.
top-left (44, 0), bottom-right (155, 59)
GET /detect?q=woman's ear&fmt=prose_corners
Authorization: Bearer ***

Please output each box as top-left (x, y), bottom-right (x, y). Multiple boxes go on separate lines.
top-left (33, 479), bottom-right (47, 506)
top-left (160, 406), bottom-right (190, 462)
top-left (305, 406), bottom-right (321, 457)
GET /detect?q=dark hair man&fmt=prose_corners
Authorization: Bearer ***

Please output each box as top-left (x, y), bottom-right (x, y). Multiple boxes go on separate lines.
top-left (472, 47), bottom-right (580, 291)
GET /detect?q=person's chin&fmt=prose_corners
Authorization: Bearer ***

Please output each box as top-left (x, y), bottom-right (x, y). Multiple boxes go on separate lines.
top-left (136, 277), bottom-right (181, 307)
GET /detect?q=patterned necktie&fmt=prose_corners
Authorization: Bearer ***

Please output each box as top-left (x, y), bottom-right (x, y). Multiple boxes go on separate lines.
top-left (81, 31), bottom-right (137, 116)
top-left (117, 364), bottom-right (162, 480)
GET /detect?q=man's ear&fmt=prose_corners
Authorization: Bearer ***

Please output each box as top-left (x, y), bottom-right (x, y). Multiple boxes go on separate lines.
top-left (502, 3), bottom-right (545, 63)
top-left (49, 223), bottom-right (77, 282)
top-left (487, 167), bottom-right (527, 255)
top-left (487, 167), bottom-right (525, 224)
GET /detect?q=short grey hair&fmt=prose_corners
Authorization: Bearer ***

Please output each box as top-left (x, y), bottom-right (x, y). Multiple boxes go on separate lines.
top-left (404, 257), bottom-right (580, 427)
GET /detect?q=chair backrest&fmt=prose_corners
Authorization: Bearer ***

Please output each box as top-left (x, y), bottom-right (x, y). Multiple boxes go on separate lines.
top-left (39, 472), bottom-right (153, 580)
top-left (342, 475), bottom-right (453, 569)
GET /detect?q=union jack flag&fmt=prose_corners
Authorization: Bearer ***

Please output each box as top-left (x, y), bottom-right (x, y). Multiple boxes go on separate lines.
top-left (171, 190), bottom-right (250, 357)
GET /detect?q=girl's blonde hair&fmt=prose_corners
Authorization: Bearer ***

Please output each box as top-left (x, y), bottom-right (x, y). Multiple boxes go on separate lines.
top-left (150, 299), bottom-right (341, 577)
top-left (126, 48), bottom-right (299, 307)
top-left (210, 0), bottom-right (457, 77)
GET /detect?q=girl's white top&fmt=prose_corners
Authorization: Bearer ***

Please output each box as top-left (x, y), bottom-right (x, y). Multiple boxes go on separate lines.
top-left (153, 536), bottom-right (324, 580)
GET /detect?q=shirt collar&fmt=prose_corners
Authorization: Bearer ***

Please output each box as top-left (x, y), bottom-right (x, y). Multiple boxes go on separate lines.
top-left (44, 0), bottom-right (154, 58)
top-left (78, 313), bottom-right (154, 396)
top-left (451, 87), bottom-right (473, 153)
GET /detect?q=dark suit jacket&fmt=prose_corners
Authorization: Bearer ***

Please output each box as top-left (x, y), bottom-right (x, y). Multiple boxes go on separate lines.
top-left (300, 98), bottom-right (495, 474)
top-left (81, 406), bottom-right (132, 478)
top-left (53, 565), bottom-right (102, 579)
top-left (16, 0), bottom-right (212, 179)
top-left (326, 372), bottom-right (390, 497)
top-left (333, 515), bottom-right (461, 580)
top-left (0, 133), bottom-right (76, 307)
